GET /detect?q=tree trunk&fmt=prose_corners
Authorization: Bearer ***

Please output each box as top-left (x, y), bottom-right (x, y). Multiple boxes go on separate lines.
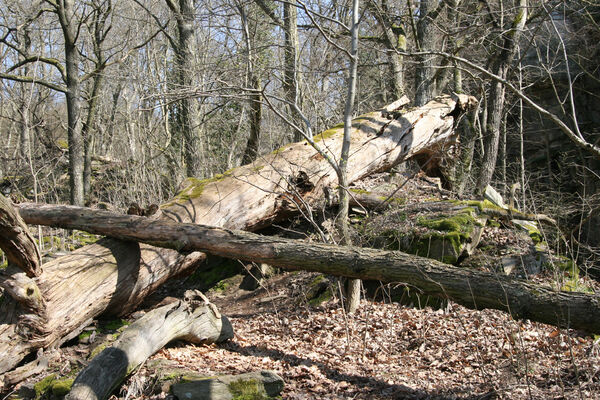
top-left (241, 75), bottom-right (262, 165)
top-left (476, 0), bottom-right (527, 196)
top-left (338, 0), bottom-right (361, 314)
top-left (0, 94), bottom-right (473, 374)
top-left (167, 0), bottom-right (202, 178)
top-left (16, 204), bottom-right (600, 333)
top-left (0, 194), bottom-right (41, 277)
top-left (82, 72), bottom-right (104, 200)
top-left (414, 0), bottom-right (436, 106)
top-left (67, 291), bottom-right (233, 400)
top-left (283, 0), bottom-right (304, 142)
top-left (60, 0), bottom-right (85, 206)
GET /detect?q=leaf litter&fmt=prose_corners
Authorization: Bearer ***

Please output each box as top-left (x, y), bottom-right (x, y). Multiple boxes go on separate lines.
top-left (131, 271), bottom-right (600, 399)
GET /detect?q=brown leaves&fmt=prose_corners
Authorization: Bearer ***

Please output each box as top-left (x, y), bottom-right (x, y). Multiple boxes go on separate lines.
top-left (128, 272), bottom-right (600, 399)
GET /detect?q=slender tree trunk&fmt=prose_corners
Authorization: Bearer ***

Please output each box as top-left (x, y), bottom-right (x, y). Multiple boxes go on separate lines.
top-left (381, 0), bottom-right (406, 98)
top-left (414, 0), bottom-right (435, 106)
top-left (242, 75), bottom-right (262, 164)
top-left (18, 29), bottom-right (32, 163)
top-left (338, 0), bottom-right (361, 314)
top-left (60, 0), bottom-right (85, 206)
top-left (283, 0), bottom-right (304, 142)
top-left (240, 4), bottom-right (263, 164)
top-left (83, 72), bottom-right (104, 200)
top-left (476, 0), bottom-right (527, 196)
top-left (103, 82), bottom-right (122, 155)
top-left (169, 0), bottom-right (202, 178)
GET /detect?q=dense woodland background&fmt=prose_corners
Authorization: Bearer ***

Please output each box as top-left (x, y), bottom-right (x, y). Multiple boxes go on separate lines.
top-left (1, 0), bottom-right (599, 268)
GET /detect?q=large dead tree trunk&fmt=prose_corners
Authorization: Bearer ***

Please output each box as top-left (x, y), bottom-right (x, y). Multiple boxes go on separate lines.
top-left (17, 204), bottom-right (600, 333)
top-left (0, 94), bottom-right (474, 374)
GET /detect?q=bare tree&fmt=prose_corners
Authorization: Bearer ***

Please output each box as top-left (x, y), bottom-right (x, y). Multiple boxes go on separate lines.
top-left (165, 0), bottom-right (203, 178)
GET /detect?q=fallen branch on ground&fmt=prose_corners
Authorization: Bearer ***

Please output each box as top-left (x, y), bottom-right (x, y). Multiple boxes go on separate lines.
top-left (18, 203), bottom-right (600, 333)
top-left (67, 290), bottom-right (233, 400)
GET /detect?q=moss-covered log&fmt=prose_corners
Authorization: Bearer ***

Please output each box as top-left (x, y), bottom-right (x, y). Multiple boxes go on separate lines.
top-left (171, 370), bottom-right (284, 400)
top-left (16, 204), bottom-right (600, 333)
top-left (0, 94), bottom-right (474, 375)
top-left (67, 291), bottom-right (233, 400)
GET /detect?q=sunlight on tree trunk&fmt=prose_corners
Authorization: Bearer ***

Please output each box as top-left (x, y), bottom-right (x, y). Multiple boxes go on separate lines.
top-left (338, 0), bottom-right (361, 314)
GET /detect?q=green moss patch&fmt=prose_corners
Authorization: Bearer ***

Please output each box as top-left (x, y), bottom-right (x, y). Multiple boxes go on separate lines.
top-left (188, 256), bottom-right (243, 291)
top-left (312, 123), bottom-right (344, 143)
top-left (229, 378), bottom-right (269, 400)
top-left (34, 374), bottom-right (56, 399)
top-left (360, 202), bottom-right (480, 265)
top-left (51, 379), bottom-right (74, 396)
top-left (101, 318), bottom-right (130, 332)
top-left (162, 172), bottom-right (235, 207)
top-left (417, 212), bottom-right (475, 234)
top-left (305, 274), bottom-right (333, 306)
top-left (89, 342), bottom-right (110, 360)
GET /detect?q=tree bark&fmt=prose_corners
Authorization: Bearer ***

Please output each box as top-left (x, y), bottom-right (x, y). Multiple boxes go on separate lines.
top-left (58, 0), bottom-right (85, 206)
top-left (0, 194), bottom-right (41, 277)
top-left (338, 0), bottom-right (361, 314)
top-left (476, 0), bottom-right (527, 196)
top-left (16, 203), bottom-right (600, 333)
top-left (414, 0), bottom-right (436, 106)
top-left (167, 0), bottom-right (203, 178)
top-left (67, 291), bottom-right (233, 400)
top-left (283, 0), bottom-right (304, 142)
top-left (0, 94), bottom-right (473, 374)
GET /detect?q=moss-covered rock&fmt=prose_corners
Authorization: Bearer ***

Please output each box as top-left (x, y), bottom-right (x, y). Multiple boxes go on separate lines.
top-left (305, 274), bottom-right (334, 306)
top-left (188, 255), bottom-right (244, 292)
top-left (228, 378), bottom-right (269, 400)
top-left (361, 202), bottom-right (482, 265)
top-left (171, 371), bottom-right (283, 400)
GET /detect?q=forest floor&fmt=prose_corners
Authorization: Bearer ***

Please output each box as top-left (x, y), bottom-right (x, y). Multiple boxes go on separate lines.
top-left (115, 269), bottom-right (600, 400)
top-left (5, 173), bottom-right (600, 399)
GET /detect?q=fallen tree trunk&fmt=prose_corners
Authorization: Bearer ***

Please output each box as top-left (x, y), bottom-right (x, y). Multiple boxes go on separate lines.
top-left (0, 94), bottom-right (474, 374)
top-left (17, 204), bottom-right (600, 333)
top-left (67, 291), bottom-right (233, 400)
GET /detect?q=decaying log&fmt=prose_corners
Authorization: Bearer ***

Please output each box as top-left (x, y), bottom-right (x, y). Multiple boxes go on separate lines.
top-left (0, 350), bottom-right (51, 388)
top-left (0, 193), bottom-right (41, 277)
top-left (17, 204), bottom-right (600, 333)
top-left (171, 370), bottom-right (284, 400)
top-left (67, 291), bottom-right (233, 400)
top-left (0, 94), bottom-right (474, 374)
top-left (0, 194), bottom-right (49, 377)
